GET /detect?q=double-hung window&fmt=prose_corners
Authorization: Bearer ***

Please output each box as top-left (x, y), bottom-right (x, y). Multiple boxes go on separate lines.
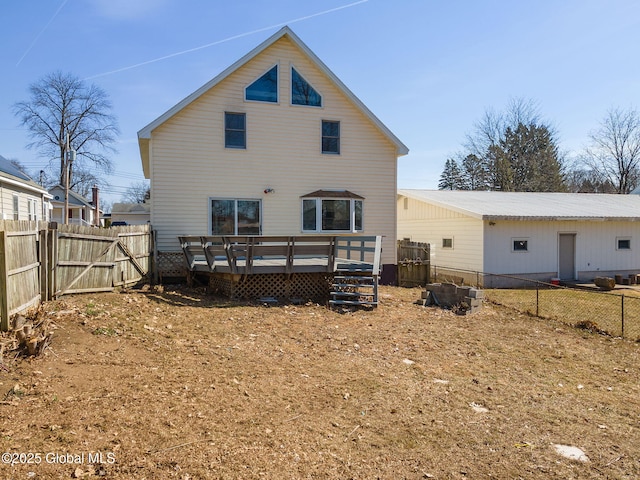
top-left (302, 191), bottom-right (363, 233)
top-left (322, 120), bottom-right (340, 154)
top-left (211, 198), bottom-right (261, 235)
top-left (12, 195), bottom-right (19, 220)
top-left (225, 112), bottom-right (246, 149)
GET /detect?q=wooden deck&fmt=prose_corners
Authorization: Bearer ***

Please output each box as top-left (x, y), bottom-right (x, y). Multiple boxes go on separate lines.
top-left (179, 235), bottom-right (382, 304)
top-left (179, 235), bottom-right (381, 276)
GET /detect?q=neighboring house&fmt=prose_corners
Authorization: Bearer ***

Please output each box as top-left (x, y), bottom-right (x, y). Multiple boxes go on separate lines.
top-left (398, 189), bottom-right (640, 286)
top-left (138, 26), bottom-right (408, 282)
top-left (49, 185), bottom-right (102, 226)
top-left (110, 202), bottom-right (151, 225)
top-left (0, 155), bottom-right (51, 222)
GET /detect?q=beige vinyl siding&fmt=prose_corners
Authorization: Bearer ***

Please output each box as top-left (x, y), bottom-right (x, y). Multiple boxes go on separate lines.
top-left (484, 220), bottom-right (640, 279)
top-left (0, 184), bottom-right (43, 221)
top-left (397, 196), bottom-right (484, 272)
top-left (150, 36), bottom-right (398, 265)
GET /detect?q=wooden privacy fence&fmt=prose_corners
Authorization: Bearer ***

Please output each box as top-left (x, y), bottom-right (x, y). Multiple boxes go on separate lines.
top-left (0, 221), bottom-right (152, 331)
top-left (397, 239), bottom-right (430, 287)
top-left (0, 221), bottom-right (48, 331)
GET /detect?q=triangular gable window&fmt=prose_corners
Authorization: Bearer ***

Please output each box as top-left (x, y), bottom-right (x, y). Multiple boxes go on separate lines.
top-left (291, 67), bottom-right (321, 107)
top-left (245, 65), bottom-right (278, 103)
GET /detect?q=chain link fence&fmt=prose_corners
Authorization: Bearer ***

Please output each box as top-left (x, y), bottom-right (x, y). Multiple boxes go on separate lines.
top-left (430, 266), bottom-right (640, 341)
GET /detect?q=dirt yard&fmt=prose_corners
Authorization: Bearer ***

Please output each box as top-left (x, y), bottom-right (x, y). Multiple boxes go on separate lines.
top-left (1, 285), bottom-right (639, 479)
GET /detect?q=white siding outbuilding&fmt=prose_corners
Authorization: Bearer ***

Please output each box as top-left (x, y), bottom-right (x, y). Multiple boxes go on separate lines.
top-left (398, 190), bottom-right (640, 286)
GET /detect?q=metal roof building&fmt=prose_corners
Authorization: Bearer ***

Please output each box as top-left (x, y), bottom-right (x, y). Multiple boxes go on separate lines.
top-left (397, 190), bottom-right (640, 287)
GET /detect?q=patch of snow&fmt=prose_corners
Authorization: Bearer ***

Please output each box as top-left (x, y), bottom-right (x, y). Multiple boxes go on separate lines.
top-left (469, 402), bottom-right (489, 413)
top-left (553, 444), bottom-right (590, 462)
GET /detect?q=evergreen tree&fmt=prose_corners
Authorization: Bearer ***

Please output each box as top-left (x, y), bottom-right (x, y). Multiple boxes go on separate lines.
top-left (438, 158), bottom-right (463, 190)
top-left (489, 123), bottom-right (565, 192)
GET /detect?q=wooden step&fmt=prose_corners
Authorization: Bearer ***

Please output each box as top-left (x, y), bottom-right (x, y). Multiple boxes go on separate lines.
top-left (330, 291), bottom-right (375, 298)
top-left (329, 299), bottom-right (378, 306)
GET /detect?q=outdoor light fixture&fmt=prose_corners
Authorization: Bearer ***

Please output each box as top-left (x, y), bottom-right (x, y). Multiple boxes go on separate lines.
top-left (264, 188), bottom-right (275, 194)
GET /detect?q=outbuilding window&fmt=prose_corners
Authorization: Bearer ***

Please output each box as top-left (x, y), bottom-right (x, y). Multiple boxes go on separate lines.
top-left (512, 238), bottom-right (528, 252)
top-left (442, 238), bottom-right (453, 249)
top-left (617, 237), bottom-right (631, 250)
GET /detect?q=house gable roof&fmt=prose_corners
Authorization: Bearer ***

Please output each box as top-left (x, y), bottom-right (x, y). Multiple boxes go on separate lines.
top-left (49, 185), bottom-right (94, 208)
top-left (138, 26), bottom-right (408, 177)
top-left (398, 189), bottom-right (640, 221)
top-left (0, 155), bottom-right (49, 195)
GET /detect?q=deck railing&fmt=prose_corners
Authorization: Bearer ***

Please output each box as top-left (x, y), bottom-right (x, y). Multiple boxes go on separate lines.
top-left (179, 235), bottom-right (381, 276)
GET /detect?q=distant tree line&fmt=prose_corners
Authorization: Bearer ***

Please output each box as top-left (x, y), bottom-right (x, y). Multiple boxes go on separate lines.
top-left (438, 98), bottom-right (640, 194)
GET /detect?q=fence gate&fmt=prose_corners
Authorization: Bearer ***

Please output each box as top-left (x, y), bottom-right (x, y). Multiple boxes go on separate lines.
top-left (0, 221), bottom-right (48, 331)
top-left (397, 239), bottom-right (430, 287)
top-left (52, 224), bottom-right (152, 298)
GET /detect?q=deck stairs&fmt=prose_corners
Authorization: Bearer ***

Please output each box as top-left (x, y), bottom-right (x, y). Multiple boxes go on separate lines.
top-left (329, 236), bottom-right (382, 308)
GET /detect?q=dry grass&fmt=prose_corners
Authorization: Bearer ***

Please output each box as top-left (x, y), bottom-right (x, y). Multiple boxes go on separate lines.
top-left (486, 287), bottom-right (640, 340)
top-left (1, 285), bottom-right (639, 479)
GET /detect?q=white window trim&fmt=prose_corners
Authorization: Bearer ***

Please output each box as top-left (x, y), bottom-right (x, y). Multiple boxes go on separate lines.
top-left (321, 119), bottom-right (341, 155)
top-left (244, 63), bottom-right (280, 104)
top-left (12, 195), bottom-right (19, 220)
top-left (442, 237), bottom-right (454, 249)
top-left (209, 197), bottom-right (262, 236)
top-left (616, 236), bottom-right (631, 251)
top-left (224, 111), bottom-right (247, 150)
top-left (301, 197), bottom-right (363, 234)
top-left (512, 237), bottom-right (529, 252)
top-left (290, 63), bottom-right (323, 108)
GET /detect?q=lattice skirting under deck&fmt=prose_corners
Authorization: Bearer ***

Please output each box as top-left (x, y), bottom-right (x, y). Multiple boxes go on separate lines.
top-left (209, 272), bottom-right (333, 301)
top-left (157, 252), bottom-right (187, 279)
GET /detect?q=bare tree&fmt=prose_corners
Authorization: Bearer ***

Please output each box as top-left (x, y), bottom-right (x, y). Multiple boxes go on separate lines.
top-left (13, 71), bottom-right (119, 188)
top-left (122, 181), bottom-right (150, 204)
top-left (452, 97), bottom-right (565, 191)
top-left (584, 107), bottom-right (640, 194)
top-left (464, 98), bottom-right (542, 161)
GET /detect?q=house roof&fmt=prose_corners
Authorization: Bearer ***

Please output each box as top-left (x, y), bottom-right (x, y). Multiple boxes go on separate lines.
top-left (0, 155), bottom-right (49, 195)
top-left (398, 189), bottom-right (640, 221)
top-left (111, 202), bottom-right (151, 214)
top-left (49, 185), bottom-right (95, 208)
top-left (138, 26), bottom-right (408, 177)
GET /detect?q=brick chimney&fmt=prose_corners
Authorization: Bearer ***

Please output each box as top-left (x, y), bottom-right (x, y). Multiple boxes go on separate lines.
top-left (92, 185), bottom-right (100, 226)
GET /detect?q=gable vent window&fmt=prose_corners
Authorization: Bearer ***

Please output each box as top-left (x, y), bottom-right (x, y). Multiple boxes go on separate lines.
top-left (291, 67), bottom-right (321, 107)
top-left (245, 65), bottom-right (278, 103)
top-left (225, 112), bottom-right (246, 149)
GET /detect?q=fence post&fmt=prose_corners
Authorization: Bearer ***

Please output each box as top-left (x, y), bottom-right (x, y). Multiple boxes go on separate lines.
top-left (0, 231), bottom-right (9, 331)
top-left (536, 287), bottom-right (539, 317)
top-left (621, 294), bottom-right (625, 339)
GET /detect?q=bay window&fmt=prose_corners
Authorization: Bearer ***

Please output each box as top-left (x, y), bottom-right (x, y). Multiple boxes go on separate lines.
top-left (301, 190), bottom-right (364, 233)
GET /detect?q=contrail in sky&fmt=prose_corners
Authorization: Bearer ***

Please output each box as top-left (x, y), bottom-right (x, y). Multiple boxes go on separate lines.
top-left (85, 0), bottom-right (369, 80)
top-left (16, 0), bottom-right (70, 67)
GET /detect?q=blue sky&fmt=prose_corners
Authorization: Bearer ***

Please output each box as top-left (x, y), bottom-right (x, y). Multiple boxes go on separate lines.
top-left (1, 0), bottom-right (639, 205)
